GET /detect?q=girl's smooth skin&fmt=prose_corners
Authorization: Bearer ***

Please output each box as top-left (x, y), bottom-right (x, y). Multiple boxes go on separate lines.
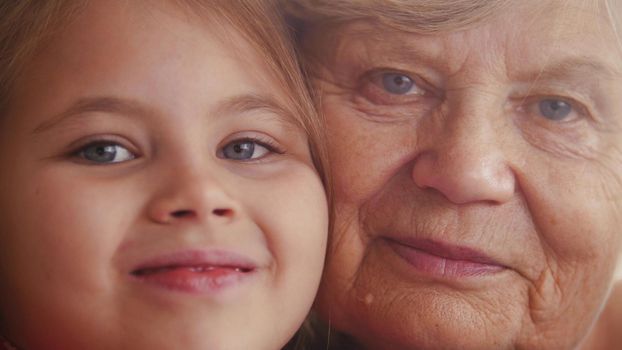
top-left (304, 1), bottom-right (622, 349)
top-left (0, 1), bottom-right (327, 349)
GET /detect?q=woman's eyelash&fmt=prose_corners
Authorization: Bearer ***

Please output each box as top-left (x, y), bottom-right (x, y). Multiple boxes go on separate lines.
top-left (354, 68), bottom-right (441, 105)
top-left (516, 95), bottom-right (592, 123)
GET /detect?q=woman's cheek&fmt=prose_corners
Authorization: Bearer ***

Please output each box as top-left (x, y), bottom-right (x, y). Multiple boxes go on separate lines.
top-left (324, 101), bottom-right (419, 204)
top-left (514, 154), bottom-right (622, 345)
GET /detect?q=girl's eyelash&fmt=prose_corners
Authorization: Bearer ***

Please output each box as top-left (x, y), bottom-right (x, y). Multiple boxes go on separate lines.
top-left (228, 136), bottom-right (285, 155)
top-left (65, 135), bottom-right (286, 163)
top-left (67, 137), bottom-right (138, 159)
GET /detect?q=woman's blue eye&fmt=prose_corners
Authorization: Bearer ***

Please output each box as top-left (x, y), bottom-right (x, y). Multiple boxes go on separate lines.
top-left (382, 73), bottom-right (415, 95)
top-left (538, 99), bottom-right (573, 121)
top-left (78, 143), bottom-right (135, 164)
top-left (220, 140), bottom-right (270, 161)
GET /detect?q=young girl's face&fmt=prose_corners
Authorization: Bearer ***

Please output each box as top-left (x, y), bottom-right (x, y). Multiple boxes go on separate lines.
top-left (0, 1), bottom-right (327, 349)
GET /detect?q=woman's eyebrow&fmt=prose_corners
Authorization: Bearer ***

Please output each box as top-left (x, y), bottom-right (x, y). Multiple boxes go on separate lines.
top-left (520, 57), bottom-right (622, 82)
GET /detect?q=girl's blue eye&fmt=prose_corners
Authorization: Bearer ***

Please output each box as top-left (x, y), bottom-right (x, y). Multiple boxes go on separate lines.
top-left (538, 99), bottom-right (573, 121)
top-left (220, 140), bottom-right (270, 161)
top-left (382, 73), bottom-right (416, 95)
top-left (78, 142), bottom-right (135, 164)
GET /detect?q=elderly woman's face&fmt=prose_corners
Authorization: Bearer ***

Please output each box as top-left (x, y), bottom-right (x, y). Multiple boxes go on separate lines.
top-left (307, 2), bottom-right (622, 349)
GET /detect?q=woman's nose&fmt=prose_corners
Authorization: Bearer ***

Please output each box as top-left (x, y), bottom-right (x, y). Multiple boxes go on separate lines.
top-left (411, 101), bottom-right (516, 205)
top-left (147, 168), bottom-right (239, 225)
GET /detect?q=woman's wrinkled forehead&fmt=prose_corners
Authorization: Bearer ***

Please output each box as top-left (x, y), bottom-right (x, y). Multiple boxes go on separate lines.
top-left (515, 0), bottom-right (622, 61)
top-left (291, 0), bottom-right (620, 44)
top-left (304, 0), bottom-right (622, 74)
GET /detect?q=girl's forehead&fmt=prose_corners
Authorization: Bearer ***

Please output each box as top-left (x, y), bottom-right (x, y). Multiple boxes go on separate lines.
top-left (10, 3), bottom-right (268, 117)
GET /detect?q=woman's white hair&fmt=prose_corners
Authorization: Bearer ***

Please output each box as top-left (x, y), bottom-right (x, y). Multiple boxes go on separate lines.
top-left (605, 0), bottom-right (621, 50)
top-left (284, 0), bottom-right (512, 33)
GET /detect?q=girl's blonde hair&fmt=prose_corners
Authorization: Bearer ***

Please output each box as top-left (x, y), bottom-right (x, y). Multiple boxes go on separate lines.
top-left (0, 0), bottom-right (331, 195)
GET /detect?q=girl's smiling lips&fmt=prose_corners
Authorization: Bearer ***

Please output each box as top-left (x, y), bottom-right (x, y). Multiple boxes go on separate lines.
top-left (383, 237), bottom-right (507, 279)
top-left (130, 249), bottom-right (259, 294)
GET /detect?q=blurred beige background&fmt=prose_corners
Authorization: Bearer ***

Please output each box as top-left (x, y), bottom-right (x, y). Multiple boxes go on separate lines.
top-left (616, 255), bottom-right (622, 281)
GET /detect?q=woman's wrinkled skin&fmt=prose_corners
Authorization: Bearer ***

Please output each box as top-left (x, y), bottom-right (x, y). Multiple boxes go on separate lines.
top-left (303, 1), bottom-right (622, 349)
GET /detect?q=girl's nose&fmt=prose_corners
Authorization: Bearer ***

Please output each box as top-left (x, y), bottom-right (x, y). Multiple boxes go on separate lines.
top-left (147, 168), bottom-right (239, 225)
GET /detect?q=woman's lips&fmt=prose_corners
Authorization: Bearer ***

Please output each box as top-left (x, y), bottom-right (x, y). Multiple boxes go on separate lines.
top-left (130, 249), bottom-right (257, 294)
top-left (385, 237), bottom-right (506, 278)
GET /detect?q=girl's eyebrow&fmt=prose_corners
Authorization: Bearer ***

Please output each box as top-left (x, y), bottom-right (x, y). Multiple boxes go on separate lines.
top-left (32, 94), bottom-right (299, 134)
top-left (214, 93), bottom-right (302, 129)
top-left (32, 97), bottom-right (156, 134)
